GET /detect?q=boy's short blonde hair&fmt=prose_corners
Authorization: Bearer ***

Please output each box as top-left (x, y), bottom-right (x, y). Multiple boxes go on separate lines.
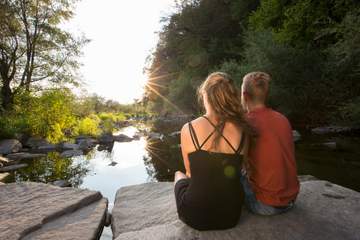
top-left (242, 72), bottom-right (271, 103)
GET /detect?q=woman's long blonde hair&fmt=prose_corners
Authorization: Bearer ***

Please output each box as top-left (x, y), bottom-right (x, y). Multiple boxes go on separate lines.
top-left (198, 72), bottom-right (256, 150)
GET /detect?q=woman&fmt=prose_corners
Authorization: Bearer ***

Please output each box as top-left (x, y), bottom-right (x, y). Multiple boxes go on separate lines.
top-left (174, 72), bottom-right (254, 231)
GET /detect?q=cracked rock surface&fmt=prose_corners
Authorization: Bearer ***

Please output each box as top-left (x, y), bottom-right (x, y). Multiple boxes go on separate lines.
top-left (112, 178), bottom-right (360, 240)
top-left (0, 182), bottom-right (108, 240)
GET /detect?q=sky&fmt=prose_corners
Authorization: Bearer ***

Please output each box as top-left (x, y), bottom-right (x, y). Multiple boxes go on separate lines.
top-left (66, 0), bottom-right (175, 103)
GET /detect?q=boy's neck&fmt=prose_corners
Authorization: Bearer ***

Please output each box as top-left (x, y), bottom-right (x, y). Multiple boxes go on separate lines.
top-left (247, 102), bottom-right (266, 112)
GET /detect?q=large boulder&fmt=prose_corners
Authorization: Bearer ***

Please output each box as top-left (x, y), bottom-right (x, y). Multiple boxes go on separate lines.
top-left (0, 182), bottom-right (108, 240)
top-left (0, 139), bottom-right (22, 155)
top-left (111, 179), bottom-right (360, 240)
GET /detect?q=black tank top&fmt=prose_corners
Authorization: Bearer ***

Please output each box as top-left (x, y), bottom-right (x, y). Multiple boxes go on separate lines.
top-left (176, 116), bottom-right (245, 230)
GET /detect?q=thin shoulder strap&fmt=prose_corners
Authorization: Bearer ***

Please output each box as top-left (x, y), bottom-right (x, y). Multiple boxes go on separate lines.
top-left (198, 128), bottom-right (217, 149)
top-left (235, 133), bottom-right (246, 154)
top-left (188, 122), bottom-right (200, 150)
top-left (202, 115), bottom-right (238, 154)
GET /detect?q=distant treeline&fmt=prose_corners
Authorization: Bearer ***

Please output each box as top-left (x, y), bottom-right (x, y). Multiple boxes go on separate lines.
top-left (145, 0), bottom-right (360, 127)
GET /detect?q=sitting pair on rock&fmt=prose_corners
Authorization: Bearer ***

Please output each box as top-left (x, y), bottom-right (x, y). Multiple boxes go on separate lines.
top-left (174, 72), bottom-right (299, 230)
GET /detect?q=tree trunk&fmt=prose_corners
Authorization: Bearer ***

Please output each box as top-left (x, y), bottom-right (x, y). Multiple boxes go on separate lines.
top-left (0, 80), bottom-right (14, 111)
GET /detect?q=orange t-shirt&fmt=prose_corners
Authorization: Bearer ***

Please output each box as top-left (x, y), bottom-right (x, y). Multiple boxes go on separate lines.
top-left (247, 107), bottom-right (299, 206)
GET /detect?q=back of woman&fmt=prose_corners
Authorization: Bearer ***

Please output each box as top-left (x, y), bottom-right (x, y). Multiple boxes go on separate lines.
top-left (174, 72), bottom-right (254, 231)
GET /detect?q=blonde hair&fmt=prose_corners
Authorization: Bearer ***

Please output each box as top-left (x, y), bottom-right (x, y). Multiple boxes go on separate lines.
top-left (242, 71), bottom-right (271, 103)
top-left (198, 72), bottom-right (256, 150)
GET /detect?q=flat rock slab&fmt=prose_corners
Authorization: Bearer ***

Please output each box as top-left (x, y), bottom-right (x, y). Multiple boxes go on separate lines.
top-left (0, 182), bottom-right (108, 240)
top-left (0, 163), bottom-right (28, 172)
top-left (112, 180), bottom-right (360, 240)
top-left (6, 152), bottom-right (46, 161)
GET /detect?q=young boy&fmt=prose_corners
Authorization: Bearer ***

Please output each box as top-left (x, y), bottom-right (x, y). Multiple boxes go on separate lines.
top-left (240, 72), bottom-right (299, 215)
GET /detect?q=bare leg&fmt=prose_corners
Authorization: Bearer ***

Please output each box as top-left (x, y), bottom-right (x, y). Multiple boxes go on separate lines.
top-left (174, 171), bottom-right (188, 185)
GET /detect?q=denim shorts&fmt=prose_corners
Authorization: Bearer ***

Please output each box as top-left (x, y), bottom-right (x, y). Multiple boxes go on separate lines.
top-left (239, 174), bottom-right (294, 216)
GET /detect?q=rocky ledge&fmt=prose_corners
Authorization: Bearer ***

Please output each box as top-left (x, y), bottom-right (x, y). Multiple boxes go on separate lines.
top-left (0, 182), bottom-right (108, 240)
top-left (111, 177), bottom-right (360, 240)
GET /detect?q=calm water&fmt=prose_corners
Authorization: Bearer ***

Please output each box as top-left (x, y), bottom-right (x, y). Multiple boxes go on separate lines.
top-left (4, 125), bottom-right (360, 239)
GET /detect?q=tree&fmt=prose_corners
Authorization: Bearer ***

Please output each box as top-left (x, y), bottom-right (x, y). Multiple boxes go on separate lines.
top-left (0, 0), bottom-right (87, 110)
top-left (144, 0), bottom-right (260, 113)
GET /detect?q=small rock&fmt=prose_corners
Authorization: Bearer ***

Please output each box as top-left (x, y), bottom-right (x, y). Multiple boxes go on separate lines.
top-left (0, 139), bottom-right (22, 155)
top-left (98, 134), bottom-right (114, 144)
top-left (0, 163), bottom-right (28, 172)
top-left (311, 126), bottom-right (359, 135)
top-left (25, 137), bottom-right (49, 148)
top-left (97, 144), bottom-right (114, 152)
top-left (147, 132), bottom-right (164, 141)
top-left (60, 150), bottom-right (83, 158)
top-left (52, 180), bottom-right (72, 187)
top-left (132, 133), bottom-right (141, 140)
top-left (19, 148), bottom-right (30, 152)
top-left (6, 152), bottom-right (46, 161)
top-left (0, 156), bottom-right (9, 168)
top-left (35, 144), bottom-right (57, 153)
top-left (108, 161), bottom-right (118, 166)
top-left (59, 143), bottom-right (80, 151)
top-left (113, 134), bottom-right (133, 142)
top-left (0, 172), bottom-right (10, 182)
top-left (77, 138), bottom-right (98, 151)
top-left (292, 130), bottom-right (301, 142)
top-left (322, 142), bottom-right (337, 149)
top-left (169, 131), bottom-right (181, 138)
top-left (310, 142), bottom-right (337, 150)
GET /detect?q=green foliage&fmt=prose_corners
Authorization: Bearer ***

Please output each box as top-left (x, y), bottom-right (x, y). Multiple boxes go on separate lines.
top-left (145, 0), bottom-right (360, 127)
top-left (249, 0), bottom-right (359, 47)
top-left (98, 112), bottom-right (126, 123)
top-left (234, 30), bottom-right (331, 124)
top-left (0, 89), bottom-right (76, 142)
top-left (249, 0), bottom-right (289, 31)
top-left (0, 0), bottom-right (88, 110)
top-left (335, 97), bottom-right (360, 125)
top-left (75, 115), bottom-right (101, 137)
top-left (27, 90), bottom-right (77, 143)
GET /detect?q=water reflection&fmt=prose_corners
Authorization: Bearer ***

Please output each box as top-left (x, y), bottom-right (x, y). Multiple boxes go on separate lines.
top-left (10, 152), bottom-right (90, 187)
top-left (144, 138), bottom-right (184, 181)
top-left (76, 136), bottom-right (150, 210)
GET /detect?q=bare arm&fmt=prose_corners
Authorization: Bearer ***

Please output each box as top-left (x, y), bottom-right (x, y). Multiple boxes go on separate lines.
top-left (180, 123), bottom-right (191, 177)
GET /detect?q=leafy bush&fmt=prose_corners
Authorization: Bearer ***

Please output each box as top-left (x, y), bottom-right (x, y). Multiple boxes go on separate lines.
top-left (75, 115), bottom-right (101, 137)
top-left (98, 112), bottom-right (126, 123)
top-left (0, 89), bottom-right (76, 142)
